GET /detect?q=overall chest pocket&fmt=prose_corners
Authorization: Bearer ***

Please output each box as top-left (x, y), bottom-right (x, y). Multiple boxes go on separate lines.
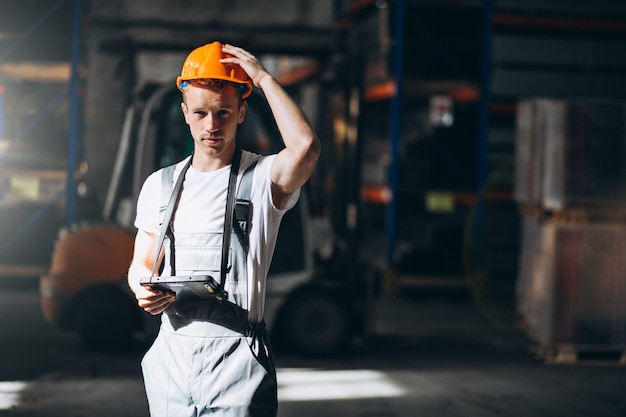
top-left (167, 232), bottom-right (227, 274)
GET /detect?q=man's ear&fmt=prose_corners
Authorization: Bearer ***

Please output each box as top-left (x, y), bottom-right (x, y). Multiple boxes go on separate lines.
top-left (238, 100), bottom-right (248, 124)
top-left (181, 101), bottom-right (189, 124)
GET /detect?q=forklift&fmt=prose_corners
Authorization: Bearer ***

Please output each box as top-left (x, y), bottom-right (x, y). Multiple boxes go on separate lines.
top-left (40, 81), bottom-right (371, 356)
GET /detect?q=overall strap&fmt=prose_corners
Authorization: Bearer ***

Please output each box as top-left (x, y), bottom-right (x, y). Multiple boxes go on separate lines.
top-left (230, 155), bottom-right (259, 311)
top-left (219, 147), bottom-right (241, 286)
top-left (237, 158), bottom-right (258, 201)
top-left (151, 157), bottom-right (192, 277)
top-left (232, 157), bottom-right (259, 246)
top-left (160, 164), bottom-right (176, 207)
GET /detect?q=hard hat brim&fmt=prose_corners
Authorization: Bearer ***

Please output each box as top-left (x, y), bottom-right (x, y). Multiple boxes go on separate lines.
top-left (176, 75), bottom-right (252, 98)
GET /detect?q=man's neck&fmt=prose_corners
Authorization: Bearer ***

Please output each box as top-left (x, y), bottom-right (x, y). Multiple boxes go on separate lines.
top-left (191, 145), bottom-right (237, 172)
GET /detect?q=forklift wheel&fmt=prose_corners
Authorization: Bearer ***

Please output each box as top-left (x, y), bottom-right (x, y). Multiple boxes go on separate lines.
top-left (282, 293), bottom-right (351, 356)
top-left (75, 285), bottom-right (139, 352)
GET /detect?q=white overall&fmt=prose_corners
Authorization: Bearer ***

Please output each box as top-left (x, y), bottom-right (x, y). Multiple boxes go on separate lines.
top-left (141, 155), bottom-right (278, 417)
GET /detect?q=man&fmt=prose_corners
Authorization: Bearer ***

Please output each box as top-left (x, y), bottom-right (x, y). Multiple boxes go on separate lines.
top-left (127, 42), bottom-right (320, 417)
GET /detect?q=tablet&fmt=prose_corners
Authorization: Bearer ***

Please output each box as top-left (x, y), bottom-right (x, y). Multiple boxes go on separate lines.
top-left (140, 275), bottom-right (228, 301)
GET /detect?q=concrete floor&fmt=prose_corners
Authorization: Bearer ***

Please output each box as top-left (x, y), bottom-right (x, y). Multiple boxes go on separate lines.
top-left (1, 277), bottom-right (625, 416)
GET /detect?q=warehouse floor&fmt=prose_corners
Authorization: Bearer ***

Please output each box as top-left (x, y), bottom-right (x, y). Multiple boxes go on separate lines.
top-left (2, 276), bottom-right (626, 417)
top-left (358, 285), bottom-right (626, 417)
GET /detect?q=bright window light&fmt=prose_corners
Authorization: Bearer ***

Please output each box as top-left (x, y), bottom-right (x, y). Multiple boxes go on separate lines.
top-left (277, 369), bottom-right (405, 402)
top-left (0, 381), bottom-right (27, 410)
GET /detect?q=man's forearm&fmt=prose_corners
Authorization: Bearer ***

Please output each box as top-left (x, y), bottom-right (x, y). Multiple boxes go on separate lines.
top-left (127, 262), bottom-right (153, 294)
top-left (128, 229), bottom-right (161, 294)
top-left (258, 75), bottom-right (319, 157)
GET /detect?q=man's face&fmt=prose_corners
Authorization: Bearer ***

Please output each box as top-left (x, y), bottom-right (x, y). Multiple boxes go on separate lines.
top-left (180, 83), bottom-right (247, 159)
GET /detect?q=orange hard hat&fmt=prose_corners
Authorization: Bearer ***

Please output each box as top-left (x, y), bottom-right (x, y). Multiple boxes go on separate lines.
top-left (176, 41), bottom-right (253, 98)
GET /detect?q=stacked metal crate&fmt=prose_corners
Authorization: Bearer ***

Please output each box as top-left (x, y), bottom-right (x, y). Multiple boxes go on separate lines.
top-left (514, 98), bottom-right (626, 360)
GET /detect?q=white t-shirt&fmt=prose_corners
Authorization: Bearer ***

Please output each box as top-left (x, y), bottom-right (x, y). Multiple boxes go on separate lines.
top-left (134, 151), bottom-right (300, 321)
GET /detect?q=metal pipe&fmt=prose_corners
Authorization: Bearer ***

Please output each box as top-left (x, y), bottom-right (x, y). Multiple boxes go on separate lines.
top-left (102, 106), bottom-right (135, 221)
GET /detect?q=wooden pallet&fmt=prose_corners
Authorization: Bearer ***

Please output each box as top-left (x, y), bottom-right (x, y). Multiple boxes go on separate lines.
top-left (543, 345), bottom-right (626, 366)
top-left (519, 205), bottom-right (626, 224)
